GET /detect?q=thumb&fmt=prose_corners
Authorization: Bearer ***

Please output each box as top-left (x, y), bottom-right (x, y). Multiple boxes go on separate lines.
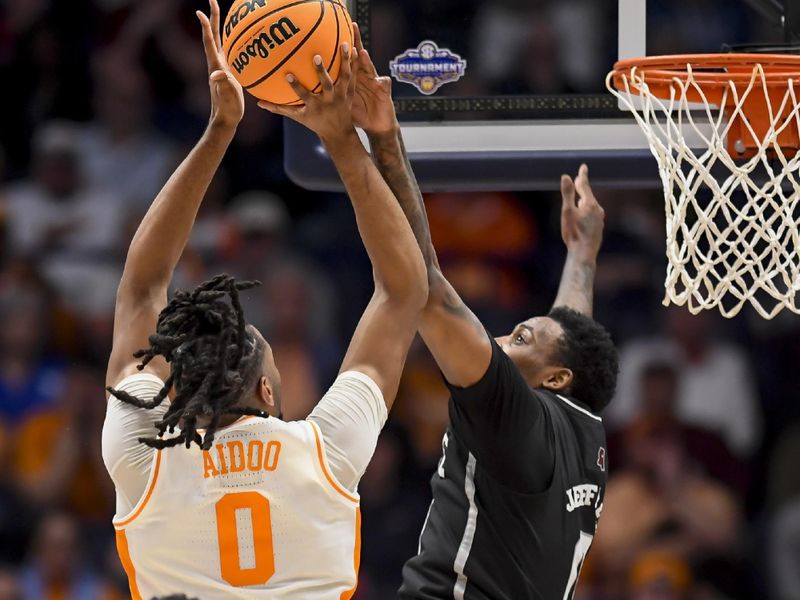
top-left (561, 175), bottom-right (576, 211)
top-left (359, 48), bottom-right (379, 77)
top-left (211, 70), bottom-right (241, 96)
top-left (210, 70), bottom-right (228, 83)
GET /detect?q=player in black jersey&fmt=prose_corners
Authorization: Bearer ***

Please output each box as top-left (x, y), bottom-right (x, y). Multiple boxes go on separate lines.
top-left (350, 28), bottom-right (619, 600)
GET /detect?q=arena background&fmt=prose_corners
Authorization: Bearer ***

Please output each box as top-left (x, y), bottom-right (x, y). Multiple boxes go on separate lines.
top-left (0, 0), bottom-right (799, 598)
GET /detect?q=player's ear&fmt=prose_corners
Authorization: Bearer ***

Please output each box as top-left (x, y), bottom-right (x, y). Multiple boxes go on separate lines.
top-left (542, 368), bottom-right (573, 392)
top-left (258, 376), bottom-right (276, 409)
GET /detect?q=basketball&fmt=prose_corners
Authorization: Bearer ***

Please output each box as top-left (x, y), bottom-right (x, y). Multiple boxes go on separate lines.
top-left (222, 0), bottom-right (353, 105)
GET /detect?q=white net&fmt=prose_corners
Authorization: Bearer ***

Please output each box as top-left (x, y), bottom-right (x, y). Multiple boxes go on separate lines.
top-left (607, 62), bottom-right (800, 319)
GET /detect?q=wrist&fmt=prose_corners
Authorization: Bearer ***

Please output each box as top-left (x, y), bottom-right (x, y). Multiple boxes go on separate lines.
top-left (567, 248), bottom-right (598, 266)
top-left (366, 123), bottom-right (401, 141)
top-left (207, 118), bottom-right (238, 140)
top-left (320, 127), bottom-right (360, 150)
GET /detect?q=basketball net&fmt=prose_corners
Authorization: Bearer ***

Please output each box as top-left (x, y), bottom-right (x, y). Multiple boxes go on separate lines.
top-left (608, 63), bottom-right (800, 319)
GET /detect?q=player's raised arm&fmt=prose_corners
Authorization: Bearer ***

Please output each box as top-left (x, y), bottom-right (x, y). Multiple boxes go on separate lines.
top-left (551, 166), bottom-right (605, 316)
top-left (259, 44), bottom-right (427, 405)
top-left (106, 0), bottom-right (244, 388)
top-left (349, 26), bottom-right (491, 388)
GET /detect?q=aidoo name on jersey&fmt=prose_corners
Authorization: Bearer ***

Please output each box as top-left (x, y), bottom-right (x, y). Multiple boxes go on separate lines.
top-left (202, 439), bottom-right (282, 479)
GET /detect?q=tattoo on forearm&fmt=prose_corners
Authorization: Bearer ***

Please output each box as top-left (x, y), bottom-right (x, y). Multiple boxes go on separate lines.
top-left (370, 131), bottom-right (487, 337)
top-left (441, 284), bottom-right (486, 336)
top-left (554, 257), bottom-right (596, 316)
top-left (369, 133), bottom-right (436, 267)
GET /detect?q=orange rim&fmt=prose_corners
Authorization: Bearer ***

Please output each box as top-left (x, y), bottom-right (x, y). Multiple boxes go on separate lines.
top-left (609, 53), bottom-right (800, 156)
top-left (611, 53), bottom-right (800, 90)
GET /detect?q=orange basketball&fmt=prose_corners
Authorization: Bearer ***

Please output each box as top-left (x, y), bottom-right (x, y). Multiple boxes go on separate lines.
top-left (222, 0), bottom-right (353, 105)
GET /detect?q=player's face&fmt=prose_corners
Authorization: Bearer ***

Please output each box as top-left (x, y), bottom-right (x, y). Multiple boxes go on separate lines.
top-left (495, 317), bottom-right (573, 392)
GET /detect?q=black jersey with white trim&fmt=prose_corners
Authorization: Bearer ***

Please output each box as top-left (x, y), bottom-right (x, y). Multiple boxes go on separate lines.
top-left (399, 338), bottom-right (607, 600)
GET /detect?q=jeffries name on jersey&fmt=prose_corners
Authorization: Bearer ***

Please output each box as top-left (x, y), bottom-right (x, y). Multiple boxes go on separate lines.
top-left (565, 483), bottom-right (600, 514)
top-left (203, 439), bottom-right (282, 479)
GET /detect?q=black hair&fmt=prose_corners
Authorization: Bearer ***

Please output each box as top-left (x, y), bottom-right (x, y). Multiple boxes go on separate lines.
top-left (107, 275), bottom-right (267, 451)
top-left (547, 307), bottom-right (619, 413)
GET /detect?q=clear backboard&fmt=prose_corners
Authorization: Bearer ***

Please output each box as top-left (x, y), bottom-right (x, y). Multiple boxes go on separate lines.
top-left (284, 0), bottom-right (795, 191)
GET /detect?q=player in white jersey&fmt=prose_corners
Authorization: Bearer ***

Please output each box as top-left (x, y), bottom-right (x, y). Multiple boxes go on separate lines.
top-left (101, 3), bottom-right (428, 598)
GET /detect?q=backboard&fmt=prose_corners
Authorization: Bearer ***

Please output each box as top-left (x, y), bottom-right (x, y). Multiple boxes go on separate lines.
top-left (284, 0), bottom-right (792, 192)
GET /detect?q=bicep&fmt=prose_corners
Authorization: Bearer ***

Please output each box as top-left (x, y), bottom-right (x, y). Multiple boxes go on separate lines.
top-left (339, 290), bottom-right (420, 407)
top-left (106, 289), bottom-right (169, 388)
top-left (419, 271), bottom-right (492, 388)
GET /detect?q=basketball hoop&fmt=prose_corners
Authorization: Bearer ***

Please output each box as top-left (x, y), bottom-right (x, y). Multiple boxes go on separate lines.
top-left (607, 53), bottom-right (800, 319)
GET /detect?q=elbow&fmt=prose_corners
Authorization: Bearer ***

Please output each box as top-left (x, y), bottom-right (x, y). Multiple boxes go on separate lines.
top-left (116, 262), bottom-right (171, 304)
top-left (116, 278), bottom-right (166, 307)
top-left (400, 262), bottom-right (430, 311)
top-left (409, 260), bottom-right (430, 310)
top-left (375, 259), bottom-right (429, 312)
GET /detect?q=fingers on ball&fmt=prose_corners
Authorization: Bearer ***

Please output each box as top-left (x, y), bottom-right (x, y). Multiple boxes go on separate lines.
top-left (313, 56), bottom-right (335, 91)
top-left (285, 74), bottom-right (312, 100)
top-left (225, 0), bottom-right (355, 104)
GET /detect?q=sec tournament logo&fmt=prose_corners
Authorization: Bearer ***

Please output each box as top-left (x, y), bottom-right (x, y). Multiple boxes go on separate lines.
top-left (390, 41), bottom-right (467, 95)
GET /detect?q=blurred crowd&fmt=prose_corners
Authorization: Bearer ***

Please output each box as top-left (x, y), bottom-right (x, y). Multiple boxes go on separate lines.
top-left (1, 0), bottom-right (799, 599)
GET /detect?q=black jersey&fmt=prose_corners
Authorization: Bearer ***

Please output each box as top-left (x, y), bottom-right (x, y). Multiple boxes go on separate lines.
top-left (400, 338), bottom-right (607, 600)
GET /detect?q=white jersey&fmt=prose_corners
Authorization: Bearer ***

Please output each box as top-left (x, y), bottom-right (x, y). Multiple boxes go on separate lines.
top-left (114, 415), bottom-right (361, 599)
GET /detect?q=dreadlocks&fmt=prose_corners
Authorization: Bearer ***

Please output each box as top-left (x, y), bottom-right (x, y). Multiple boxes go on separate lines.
top-left (107, 274), bottom-right (267, 451)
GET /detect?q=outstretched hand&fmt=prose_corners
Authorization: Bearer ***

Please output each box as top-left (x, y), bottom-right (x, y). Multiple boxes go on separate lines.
top-left (560, 165), bottom-right (605, 261)
top-left (350, 24), bottom-right (396, 135)
top-left (196, 0), bottom-right (245, 130)
top-left (258, 43), bottom-right (357, 144)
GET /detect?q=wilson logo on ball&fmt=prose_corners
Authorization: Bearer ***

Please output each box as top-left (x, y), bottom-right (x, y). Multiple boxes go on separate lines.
top-left (230, 18), bottom-right (301, 75)
top-left (222, 0), bottom-right (353, 105)
top-left (224, 0), bottom-right (268, 38)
